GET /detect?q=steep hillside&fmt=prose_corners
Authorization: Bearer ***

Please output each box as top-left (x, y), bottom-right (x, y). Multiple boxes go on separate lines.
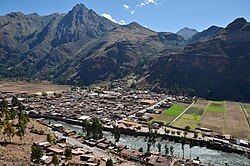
top-left (188, 25), bottom-right (223, 43)
top-left (0, 3), bottom-right (118, 78)
top-left (147, 18), bottom-right (250, 101)
top-left (51, 22), bottom-right (185, 85)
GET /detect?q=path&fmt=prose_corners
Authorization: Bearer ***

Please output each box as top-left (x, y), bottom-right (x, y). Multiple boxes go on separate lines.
top-left (169, 100), bottom-right (195, 125)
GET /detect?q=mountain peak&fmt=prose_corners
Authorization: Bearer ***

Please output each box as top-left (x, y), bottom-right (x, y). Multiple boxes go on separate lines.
top-left (226, 17), bottom-right (247, 30)
top-left (176, 27), bottom-right (198, 40)
top-left (70, 3), bottom-right (89, 13)
top-left (7, 12), bottom-right (25, 18)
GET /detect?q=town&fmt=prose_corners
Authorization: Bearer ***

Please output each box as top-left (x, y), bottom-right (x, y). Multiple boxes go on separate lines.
top-left (0, 80), bottom-right (250, 165)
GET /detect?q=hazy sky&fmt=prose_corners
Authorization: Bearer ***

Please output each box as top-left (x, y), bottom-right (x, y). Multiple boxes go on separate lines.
top-left (0, 0), bottom-right (249, 32)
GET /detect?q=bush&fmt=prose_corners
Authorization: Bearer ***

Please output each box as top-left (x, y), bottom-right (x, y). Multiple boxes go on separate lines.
top-left (185, 125), bottom-right (191, 131)
top-left (176, 131), bottom-right (181, 135)
top-left (171, 130), bottom-right (176, 135)
top-left (165, 128), bottom-right (170, 134)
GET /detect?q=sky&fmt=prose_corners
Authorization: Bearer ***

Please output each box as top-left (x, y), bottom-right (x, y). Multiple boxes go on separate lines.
top-left (0, 0), bottom-right (250, 32)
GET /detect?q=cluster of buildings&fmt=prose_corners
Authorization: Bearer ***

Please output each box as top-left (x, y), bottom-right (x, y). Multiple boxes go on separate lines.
top-left (22, 87), bottom-right (169, 122)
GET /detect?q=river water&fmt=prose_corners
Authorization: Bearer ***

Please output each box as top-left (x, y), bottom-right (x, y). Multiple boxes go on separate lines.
top-left (46, 119), bottom-right (250, 166)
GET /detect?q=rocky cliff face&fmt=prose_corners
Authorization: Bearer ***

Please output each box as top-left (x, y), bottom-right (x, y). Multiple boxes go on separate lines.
top-left (148, 18), bottom-right (250, 101)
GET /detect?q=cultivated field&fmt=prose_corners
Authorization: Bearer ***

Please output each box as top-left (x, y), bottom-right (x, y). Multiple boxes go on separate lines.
top-left (225, 102), bottom-right (250, 139)
top-left (201, 100), bottom-right (226, 134)
top-left (151, 104), bottom-right (188, 124)
top-left (242, 103), bottom-right (250, 124)
top-left (172, 100), bottom-right (250, 139)
top-left (0, 81), bottom-right (70, 94)
top-left (172, 106), bottom-right (204, 130)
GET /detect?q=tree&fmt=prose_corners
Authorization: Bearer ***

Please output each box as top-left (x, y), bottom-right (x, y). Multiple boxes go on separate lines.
top-left (112, 125), bottom-right (120, 144)
top-left (106, 158), bottom-right (114, 166)
top-left (145, 124), bottom-right (157, 154)
top-left (147, 142), bottom-right (151, 154)
top-left (83, 118), bottom-right (103, 140)
top-left (170, 146), bottom-right (174, 156)
top-left (185, 125), bottom-right (191, 131)
top-left (52, 153), bottom-right (59, 166)
top-left (11, 96), bottom-right (20, 107)
top-left (31, 145), bottom-right (43, 165)
top-left (164, 144), bottom-right (169, 155)
top-left (157, 142), bottom-right (161, 153)
top-left (189, 138), bottom-right (194, 159)
top-left (47, 134), bottom-right (52, 143)
top-left (3, 121), bottom-right (15, 141)
top-left (10, 108), bottom-right (17, 120)
top-left (138, 147), bottom-right (143, 152)
top-left (181, 136), bottom-right (187, 159)
top-left (65, 147), bottom-right (72, 162)
top-left (91, 118), bottom-right (103, 140)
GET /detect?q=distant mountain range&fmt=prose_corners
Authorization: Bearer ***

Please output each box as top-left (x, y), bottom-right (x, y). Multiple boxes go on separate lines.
top-left (176, 27), bottom-right (198, 40)
top-left (0, 3), bottom-right (250, 101)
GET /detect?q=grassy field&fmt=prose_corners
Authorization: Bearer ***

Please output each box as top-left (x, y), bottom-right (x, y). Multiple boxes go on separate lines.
top-left (162, 105), bottom-right (186, 116)
top-left (242, 104), bottom-right (250, 125)
top-left (150, 104), bottom-right (187, 124)
top-left (172, 106), bottom-right (204, 130)
top-left (206, 106), bottom-right (225, 113)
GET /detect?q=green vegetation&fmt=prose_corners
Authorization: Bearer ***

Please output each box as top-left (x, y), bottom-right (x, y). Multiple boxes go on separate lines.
top-left (106, 158), bottom-right (114, 166)
top-left (172, 107), bottom-right (203, 130)
top-left (64, 147), bottom-right (72, 162)
top-left (162, 105), bottom-right (186, 116)
top-left (112, 125), bottom-right (120, 144)
top-left (82, 118), bottom-right (103, 140)
top-left (0, 97), bottom-right (30, 142)
top-left (185, 107), bottom-right (204, 115)
top-left (243, 105), bottom-right (250, 113)
top-left (206, 106), bottom-right (225, 113)
top-left (31, 145), bottom-right (43, 165)
top-left (52, 153), bottom-right (59, 166)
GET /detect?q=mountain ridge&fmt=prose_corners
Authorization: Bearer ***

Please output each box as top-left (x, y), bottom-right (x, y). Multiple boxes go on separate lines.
top-left (0, 4), bottom-right (249, 101)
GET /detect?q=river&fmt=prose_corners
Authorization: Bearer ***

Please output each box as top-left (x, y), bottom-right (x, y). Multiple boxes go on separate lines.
top-left (46, 119), bottom-right (250, 166)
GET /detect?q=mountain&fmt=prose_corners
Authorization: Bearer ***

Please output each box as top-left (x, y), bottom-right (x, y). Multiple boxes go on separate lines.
top-left (0, 3), bottom-right (185, 85)
top-left (0, 4), bottom-right (250, 101)
top-left (0, 3), bottom-right (118, 78)
top-left (176, 27), bottom-right (198, 40)
top-left (147, 18), bottom-right (250, 101)
top-left (51, 22), bottom-right (186, 85)
top-left (188, 25), bottom-right (223, 43)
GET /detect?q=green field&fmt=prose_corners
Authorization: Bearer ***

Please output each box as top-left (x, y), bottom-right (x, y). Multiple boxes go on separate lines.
top-left (150, 104), bottom-right (187, 124)
top-left (206, 106), bottom-right (225, 113)
top-left (173, 113), bottom-right (202, 130)
top-left (162, 105), bottom-right (186, 116)
top-left (243, 105), bottom-right (250, 113)
top-left (172, 106), bottom-right (204, 130)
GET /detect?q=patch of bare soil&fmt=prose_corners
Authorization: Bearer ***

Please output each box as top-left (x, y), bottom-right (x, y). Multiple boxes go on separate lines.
top-left (0, 120), bottom-right (54, 165)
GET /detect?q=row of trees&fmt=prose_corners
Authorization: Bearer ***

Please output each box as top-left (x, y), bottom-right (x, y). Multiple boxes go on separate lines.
top-left (0, 96), bottom-right (30, 142)
top-left (145, 125), bottom-right (196, 159)
top-left (82, 118), bottom-right (103, 140)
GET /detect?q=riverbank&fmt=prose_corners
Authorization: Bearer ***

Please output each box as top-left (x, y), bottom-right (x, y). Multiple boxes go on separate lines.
top-left (44, 119), bottom-right (250, 166)
top-left (29, 113), bottom-right (250, 156)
